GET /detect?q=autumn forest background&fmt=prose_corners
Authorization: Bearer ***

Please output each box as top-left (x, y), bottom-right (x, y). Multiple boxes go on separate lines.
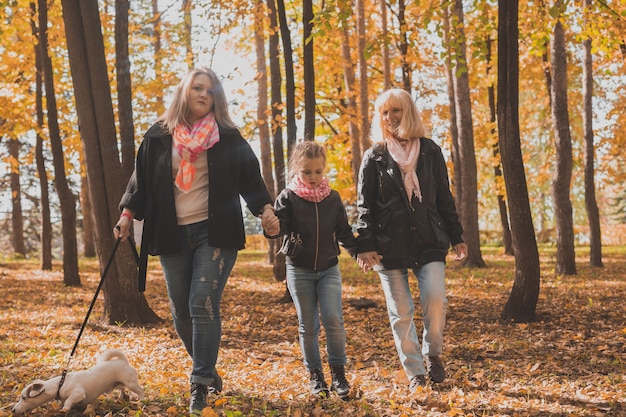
top-left (0, 0), bottom-right (625, 416)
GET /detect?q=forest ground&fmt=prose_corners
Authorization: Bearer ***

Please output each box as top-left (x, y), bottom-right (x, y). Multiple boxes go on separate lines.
top-left (0, 245), bottom-right (624, 417)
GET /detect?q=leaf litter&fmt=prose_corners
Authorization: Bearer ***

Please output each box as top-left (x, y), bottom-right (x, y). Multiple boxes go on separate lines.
top-left (0, 247), bottom-right (624, 416)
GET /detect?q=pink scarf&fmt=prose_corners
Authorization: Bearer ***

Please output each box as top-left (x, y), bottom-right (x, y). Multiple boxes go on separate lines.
top-left (287, 176), bottom-right (331, 203)
top-left (386, 137), bottom-right (422, 203)
top-left (172, 112), bottom-right (220, 192)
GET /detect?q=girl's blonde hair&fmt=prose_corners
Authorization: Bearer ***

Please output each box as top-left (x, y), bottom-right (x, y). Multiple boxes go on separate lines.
top-left (288, 141), bottom-right (326, 180)
top-left (370, 88), bottom-right (426, 143)
top-left (159, 67), bottom-right (236, 133)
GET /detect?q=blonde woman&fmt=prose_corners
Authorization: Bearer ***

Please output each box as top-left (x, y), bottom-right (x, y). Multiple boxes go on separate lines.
top-left (356, 88), bottom-right (468, 392)
top-left (114, 68), bottom-right (279, 413)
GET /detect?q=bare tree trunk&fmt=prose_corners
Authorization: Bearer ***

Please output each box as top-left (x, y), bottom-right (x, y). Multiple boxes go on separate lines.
top-left (39, 0), bottom-right (80, 286)
top-left (115, 0), bottom-right (135, 178)
top-left (339, 0), bottom-right (361, 184)
top-left (30, 3), bottom-right (52, 268)
top-left (277, 0), bottom-right (296, 155)
top-left (8, 138), bottom-right (26, 258)
top-left (582, 0), bottom-right (603, 267)
top-left (61, 0), bottom-right (160, 324)
top-left (254, 0), bottom-right (276, 265)
top-left (487, 36), bottom-right (513, 255)
top-left (152, 0), bottom-right (164, 115)
top-left (443, 5), bottom-right (462, 214)
top-left (451, 0), bottom-right (485, 267)
top-left (182, 0), bottom-right (194, 69)
top-left (550, 18), bottom-right (576, 276)
top-left (303, 0), bottom-right (315, 141)
top-left (356, 0), bottom-right (369, 152)
top-left (498, 0), bottom-right (540, 323)
top-left (398, 0), bottom-right (411, 92)
top-left (380, 0), bottom-right (391, 90)
top-left (81, 172), bottom-right (96, 257)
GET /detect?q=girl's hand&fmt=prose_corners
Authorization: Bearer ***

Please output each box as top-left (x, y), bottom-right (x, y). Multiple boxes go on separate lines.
top-left (261, 207), bottom-right (280, 236)
top-left (357, 251), bottom-right (382, 273)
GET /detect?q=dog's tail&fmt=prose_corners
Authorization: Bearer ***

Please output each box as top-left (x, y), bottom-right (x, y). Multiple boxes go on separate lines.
top-left (97, 349), bottom-right (129, 364)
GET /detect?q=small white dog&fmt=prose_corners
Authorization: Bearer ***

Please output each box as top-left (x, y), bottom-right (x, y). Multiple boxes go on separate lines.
top-left (13, 349), bottom-right (144, 414)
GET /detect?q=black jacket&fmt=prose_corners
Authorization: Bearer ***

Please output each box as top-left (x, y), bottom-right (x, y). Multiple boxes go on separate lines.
top-left (120, 122), bottom-right (272, 290)
top-left (271, 189), bottom-right (358, 271)
top-left (356, 138), bottom-right (464, 269)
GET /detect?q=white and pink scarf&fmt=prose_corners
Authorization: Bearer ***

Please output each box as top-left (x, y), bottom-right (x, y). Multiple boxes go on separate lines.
top-left (287, 176), bottom-right (331, 203)
top-left (172, 112), bottom-right (220, 192)
top-left (386, 137), bottom-right (422, 203)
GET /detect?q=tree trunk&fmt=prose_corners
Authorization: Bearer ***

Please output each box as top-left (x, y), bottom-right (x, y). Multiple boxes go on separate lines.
top-left (277, 0), bottom-right (296, 155)
top-left (115, 0), bottom-right (135, 178)
top-left (182, 0), bottom-right (194, 69)
top-left (582, 0), bottom-right (603, 267)
top-left (254, 0), bottom-right (276, 265)
top-left (487, 36), bottom-right (513, 255)
top-left (61, 0), bottom-right (160, 325)
top-left (81, 172), bottom-right (96, 257)
top-left (152, 0), bottom-right (164, 115)
top-left (398, 0), bottom-right (411, 92)
top-left (30, 3), bottom-right (52, 268)
top-left (451, 0), bottom-right (485, 267)
top-left (498, 0), bottom-right (540, 323)
top-left (39, 0), bottom-right (80, 286)
top-left (339, 0), bottom-right (361, 184)
top-left (380, 0), bottom-right (391, 90)
top-left (443, 5), bottom-right (462, 215)
top-left (356, 0), bottom-right (369, 152)
top-left (303, 0), bottom-right (315, 141)
top-left (550, 19), bottom-right (576, 276)
top-left (8, 138), bottom-right (26, 258)
top-left (267, 0), bottom-right (286, 282)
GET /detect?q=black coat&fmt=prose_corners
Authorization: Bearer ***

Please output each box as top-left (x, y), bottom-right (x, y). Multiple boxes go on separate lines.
top-left (356, 138), bottom-right (464, 270)
top-left (120, 122), bottom-right (272, 290)
top-left (272, 189), bottom-right (357, 271)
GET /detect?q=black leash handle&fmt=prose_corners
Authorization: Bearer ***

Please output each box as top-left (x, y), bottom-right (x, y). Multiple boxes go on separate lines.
top-left (57, 236), bottom-right (122, 398)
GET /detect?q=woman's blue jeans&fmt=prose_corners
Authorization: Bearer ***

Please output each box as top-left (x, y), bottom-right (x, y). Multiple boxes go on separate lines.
top-left (159, 220), bottom-right (237, 386)
top-left (286, 263), bottom-right (347, 371)
top-left (377, 261), bottom-right (447, 379)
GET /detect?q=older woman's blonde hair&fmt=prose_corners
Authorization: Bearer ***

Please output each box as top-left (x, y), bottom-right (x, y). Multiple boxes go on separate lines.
top-left (370, 88), bottom-right (426, 143)
top-left (159, 67), bottom-right (236, 133)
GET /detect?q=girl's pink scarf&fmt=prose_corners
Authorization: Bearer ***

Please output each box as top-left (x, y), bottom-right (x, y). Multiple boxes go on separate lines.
top-left (287, 176), bottom-right (331, 203)
top-left (386, 137), bottom-right (422, 204)
top-left (172, 112), bottom-right (220, 192)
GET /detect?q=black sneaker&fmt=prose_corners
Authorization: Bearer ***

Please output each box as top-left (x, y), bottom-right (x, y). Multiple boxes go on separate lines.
top-left (207, 374), bottom-right (223, 394)
top-left (426, 356), bottom-right (446, 383)
top-left (309, 368), bottom-right (330, 396)
top-left (409, 375), bottom-right (427, 393)
top-left (189, 383), bottom-right (208, 413)
top-left (329, 364), bottom-right (350, 399)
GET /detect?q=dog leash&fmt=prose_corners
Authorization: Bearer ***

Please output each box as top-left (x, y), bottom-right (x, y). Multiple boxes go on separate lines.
top-left (56, 233), bottom-right (139, 399)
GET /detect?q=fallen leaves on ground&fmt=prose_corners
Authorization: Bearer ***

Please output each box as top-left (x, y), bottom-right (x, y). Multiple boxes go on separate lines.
top-left (0, 247), bottom-right (624, 416)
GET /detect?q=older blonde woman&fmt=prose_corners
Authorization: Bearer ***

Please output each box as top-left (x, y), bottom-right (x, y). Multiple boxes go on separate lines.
top-left (356, 88), bottom-right (468, 392)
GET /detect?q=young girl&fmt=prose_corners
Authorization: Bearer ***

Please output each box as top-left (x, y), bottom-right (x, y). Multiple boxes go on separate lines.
top-left (270, 141), bottom-right (357, 399)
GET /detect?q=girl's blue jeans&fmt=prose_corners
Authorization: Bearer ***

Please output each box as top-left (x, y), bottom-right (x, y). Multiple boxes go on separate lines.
top-left (287, 263), bottom-right (347, 371)
top-left (159, 220), bottom-right (237, 386)
top-left (377, 261), bottom-right (447, 379)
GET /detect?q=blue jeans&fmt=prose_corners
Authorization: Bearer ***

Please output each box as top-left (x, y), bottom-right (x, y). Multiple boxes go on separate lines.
top-left (159, 220), bottom-right (237, 386)
top-left (287, 263), bottom-right (347, 370)
top-left (377, 261), bottom-right (447, 379)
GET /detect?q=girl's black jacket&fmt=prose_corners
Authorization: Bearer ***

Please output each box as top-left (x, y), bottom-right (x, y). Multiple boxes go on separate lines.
top-left (120, 122), bottom-right (272, 291)
top-left (270, 189), bottom-right (358, 271)
top-left (356, 138), bottom-right (464, 270)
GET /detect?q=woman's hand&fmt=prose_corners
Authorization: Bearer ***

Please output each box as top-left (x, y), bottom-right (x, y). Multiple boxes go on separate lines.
top-left (453, 242), bottom-right (468, 261)
top-left (260, 206), bottom-right (280, 236)
top-left (357, 251), bottom-right (382, 273)
top-left (113, 210), bottom-right (134, 241)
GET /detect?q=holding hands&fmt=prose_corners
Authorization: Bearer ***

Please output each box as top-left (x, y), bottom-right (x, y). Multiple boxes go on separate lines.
top-left (261, 205), bottom-right (280, 236)
top-left (357, 251), bottom-right (383, 273)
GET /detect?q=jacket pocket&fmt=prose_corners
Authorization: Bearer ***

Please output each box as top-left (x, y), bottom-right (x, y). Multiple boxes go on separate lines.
top-left (278, 232), bottom-right (303, 257)
top-left (427, 209), bottom-right (451, 249)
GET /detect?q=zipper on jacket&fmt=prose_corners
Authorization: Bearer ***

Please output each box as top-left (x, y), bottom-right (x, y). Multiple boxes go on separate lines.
top-left (314, 203), bottom-right (320, 270)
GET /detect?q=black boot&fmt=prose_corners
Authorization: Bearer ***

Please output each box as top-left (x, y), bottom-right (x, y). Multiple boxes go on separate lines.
top-left (189, 383), bottom-right (208, 413)
top-left (309, 368), bottom-right (329, 396)
top-left (329, 364), bottom-right (350, 399)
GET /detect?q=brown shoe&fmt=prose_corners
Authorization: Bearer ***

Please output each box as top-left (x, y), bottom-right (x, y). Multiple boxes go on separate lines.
top-left (426, 356), bottom-right (446, 383)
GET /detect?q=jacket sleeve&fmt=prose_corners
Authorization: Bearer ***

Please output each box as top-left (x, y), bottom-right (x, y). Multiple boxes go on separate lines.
top-left (264, 189), bottom-right (291, 239)
top-left (235, 131), bottom-right (273, 216)
top-left (355, 149), bottom-right (379, 254)
top-left (432, 146), bottom-right (464, 245)
top-left (334, 194), bottom-right (358, 258)
top-left (119, 138), bottom-right (149, 220)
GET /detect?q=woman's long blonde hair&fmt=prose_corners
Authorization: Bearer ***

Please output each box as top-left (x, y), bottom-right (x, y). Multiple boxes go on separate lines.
top-left (159, 67), bottom-right (236, 133)
top-left (370, 88), bottom-right (426, 143)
